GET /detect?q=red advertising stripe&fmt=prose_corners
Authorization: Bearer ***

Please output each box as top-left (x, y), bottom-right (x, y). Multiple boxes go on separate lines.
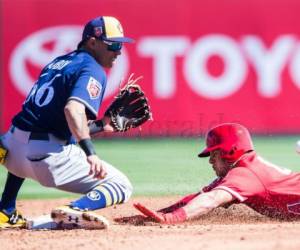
top-left (2, 0), bottom-right (300, 135)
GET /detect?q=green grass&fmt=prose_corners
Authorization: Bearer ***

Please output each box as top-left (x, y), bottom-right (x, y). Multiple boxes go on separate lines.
top-left (1, 137), bottom-right (300, 199)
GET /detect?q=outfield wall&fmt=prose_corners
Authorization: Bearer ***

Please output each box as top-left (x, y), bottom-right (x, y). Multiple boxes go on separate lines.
top-left (1, 0), bottom-right (300, 136)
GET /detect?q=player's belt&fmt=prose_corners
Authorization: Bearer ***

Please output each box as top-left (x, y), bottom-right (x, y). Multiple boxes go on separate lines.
top-left (10, 126), bottom-right (68, 145)
top-left (28, 132), bottom-right (49, 141)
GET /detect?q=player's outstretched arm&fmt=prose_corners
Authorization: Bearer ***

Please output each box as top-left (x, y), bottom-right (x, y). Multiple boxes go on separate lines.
top-left (182, 189), bottom-right (234, 220)
top-left (134, 189), bottom-right (234, 224)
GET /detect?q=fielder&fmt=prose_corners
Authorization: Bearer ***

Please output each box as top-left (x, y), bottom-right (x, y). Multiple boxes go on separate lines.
top-left (0, 16), bottom-right (151, 229)
top-left (134, 123), bottom-right (300, 223)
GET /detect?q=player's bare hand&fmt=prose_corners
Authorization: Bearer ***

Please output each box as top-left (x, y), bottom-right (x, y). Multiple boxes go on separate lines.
top-left (87, 155), bottom-right (107, 179)
top-left (102, 116), bottom-right (114, 132)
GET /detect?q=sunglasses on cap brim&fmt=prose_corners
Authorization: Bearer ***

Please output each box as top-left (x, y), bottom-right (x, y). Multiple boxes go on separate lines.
top-left (102, 40), bottom-right (122, 52)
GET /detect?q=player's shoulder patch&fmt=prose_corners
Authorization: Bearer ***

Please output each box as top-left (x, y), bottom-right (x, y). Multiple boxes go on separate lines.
top-left (87, 77), bottom-right (102, 99)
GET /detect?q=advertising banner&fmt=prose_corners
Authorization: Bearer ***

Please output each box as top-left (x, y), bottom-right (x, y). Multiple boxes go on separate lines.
top-left (2, 0), bottom-right (300, 135)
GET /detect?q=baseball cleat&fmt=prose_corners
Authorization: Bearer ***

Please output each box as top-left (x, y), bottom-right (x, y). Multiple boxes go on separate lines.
top-left (51, 206), bottom-right (109, 230)
top-left (0, 209), bottom-right (26, 229)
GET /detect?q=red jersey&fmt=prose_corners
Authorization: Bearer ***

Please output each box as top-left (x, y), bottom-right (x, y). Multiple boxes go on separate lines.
top-left (203, 152), bottom-right (300, 219)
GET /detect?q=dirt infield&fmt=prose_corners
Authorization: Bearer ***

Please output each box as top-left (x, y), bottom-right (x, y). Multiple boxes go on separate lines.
top-left (2, 196), bottom-right (300, 250)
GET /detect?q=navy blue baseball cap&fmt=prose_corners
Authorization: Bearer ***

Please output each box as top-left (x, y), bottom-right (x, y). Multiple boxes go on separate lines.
top-left (78, 16), bottom-right (134, 48)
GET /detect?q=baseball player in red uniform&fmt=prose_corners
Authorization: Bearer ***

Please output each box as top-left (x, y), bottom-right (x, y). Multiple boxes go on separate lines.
top-left (134, 123), bottom-right (300, 223)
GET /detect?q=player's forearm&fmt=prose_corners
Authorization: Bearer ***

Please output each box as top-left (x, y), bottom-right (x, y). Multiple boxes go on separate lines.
top-left (183, 196), bottom-right (217, 220)
top-left (64, 101), bottom-right (90, 141)
top-left (159, 192), bottom-right (223, 224)
top-left (182, 190), bottom-right (233, 220)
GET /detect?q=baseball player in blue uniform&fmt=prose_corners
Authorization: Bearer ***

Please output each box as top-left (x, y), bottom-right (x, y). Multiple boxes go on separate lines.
top-left (0, 16), bottom-right (135, 229)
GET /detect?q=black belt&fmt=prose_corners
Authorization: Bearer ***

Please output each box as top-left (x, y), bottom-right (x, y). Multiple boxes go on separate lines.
top-left (10, 126), bottom-right (69, 144)
top-left (10, 126), bottom-right (49, 141)
top-left (28, 132), bottom-right (49, 141)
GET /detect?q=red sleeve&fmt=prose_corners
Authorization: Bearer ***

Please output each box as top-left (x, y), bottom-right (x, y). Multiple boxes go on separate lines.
top-left (212, 167), bottom-right (265, 202)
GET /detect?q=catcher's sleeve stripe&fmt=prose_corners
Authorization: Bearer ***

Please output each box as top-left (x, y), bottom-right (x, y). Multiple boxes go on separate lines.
top-left (95, 185), bottom-right (113, 206)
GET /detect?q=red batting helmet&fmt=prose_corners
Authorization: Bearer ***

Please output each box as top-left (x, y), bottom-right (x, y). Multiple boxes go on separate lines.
top-left (198, 123), bottom-right (254, 161)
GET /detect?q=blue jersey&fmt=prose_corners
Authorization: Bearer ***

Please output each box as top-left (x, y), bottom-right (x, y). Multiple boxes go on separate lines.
top-left (13, 50), bottom-right (107, 140)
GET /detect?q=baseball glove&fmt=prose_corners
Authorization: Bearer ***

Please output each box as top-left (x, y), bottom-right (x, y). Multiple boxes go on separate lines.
top-left (104, 74), bottom-right (152, 132)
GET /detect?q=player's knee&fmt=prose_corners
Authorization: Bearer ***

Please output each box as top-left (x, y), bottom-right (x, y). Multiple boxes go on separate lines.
top-left (111, 171), bottom-right (133, 203)
top-left (122, 180), bottom-right (133, 203)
